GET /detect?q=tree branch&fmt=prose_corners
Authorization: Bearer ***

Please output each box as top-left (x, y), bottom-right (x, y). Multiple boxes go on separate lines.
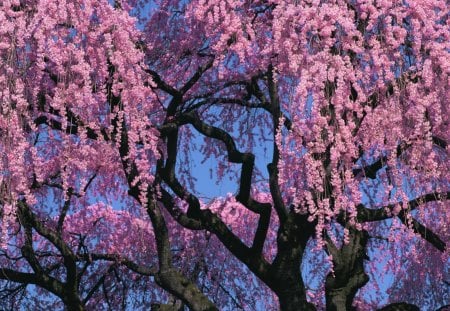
top-left (82, 265), bottom-right (114, 305)
top-left (176, 112), bottom-right (275, 253)
top-left (377, 302), bottom-right (420, 311)
top-left (159, 117), bottom-right (272, 281)
top-left (77, 253), bottom-right (157, 277)
top-left (351, 70), bottom-right (420, 137)
top-left (144, 69), bottom-right (180, 97)
top-left (266, 65), bottom-right (289, 224)
top-left (0, 269), bottom-right (40, 286)
top-left (353, 136), bottom-right (445, 179)
top-left (356, 191), bottom-right (449, 222)
top-left (17, 201), bottom-right (78, 292)
top-left (57, 188), bottom-right (74, 234)
top-left (357, 192), bottom-right (448, 251)
top-left (397, 214), bottom-right (446, 252)
top-left (180, 59), bottom-right (214, 95)
top-left (34, 115), bottom-right (109, 141)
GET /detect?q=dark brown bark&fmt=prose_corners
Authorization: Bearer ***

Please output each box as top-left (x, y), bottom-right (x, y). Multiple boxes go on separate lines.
top-left (64, 295), bottom-right (85, 311)
top-left (269, 215), bottom-right (316, 311)
top-left (325, 228), bottom-right (369, 311)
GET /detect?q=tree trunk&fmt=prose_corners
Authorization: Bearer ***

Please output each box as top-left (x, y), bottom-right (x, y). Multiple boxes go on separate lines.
top-left (270, 216), bottom-right (316, 311)
top-left (278, 287), bottom-right (316, 311)
top-left (325, 228), bottom-right (369, 311)
top-left (64, 296), bottom-right (85, 311)
top-left (273, 261), bottom-right (315, 311)
top-left (66, 305), bottom-right (84, 311)
top-left (325, 275), bottom-right (368, 311)
top-left (325, 290), bottom-right (348, 311)
top-left (273, 263), bottom-right (315, 311)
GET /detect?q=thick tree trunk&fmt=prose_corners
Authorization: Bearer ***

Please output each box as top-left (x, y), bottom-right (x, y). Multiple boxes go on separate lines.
top-left (325, 273), bottom-right (369, 311)
top-left (273, 263), bottom-right (315, 311)
top-left (269, 216), bottom-right (316, 311)
top-left (325, 290), bottom-right (349, 311)
top-left (278, 287), bottom-right (316, 311)
top-left (325, 228), bottom-right (369, 311)
top-left (64, 295), bottom-right (85, 311)
top-left (66, 305), bottom-right (84, 311)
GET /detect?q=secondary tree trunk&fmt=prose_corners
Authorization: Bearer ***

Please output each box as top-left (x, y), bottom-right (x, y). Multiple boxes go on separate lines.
top-left (155, 268), bottom-right (218, 311)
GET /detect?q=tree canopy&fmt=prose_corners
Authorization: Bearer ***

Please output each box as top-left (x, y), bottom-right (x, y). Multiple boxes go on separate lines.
top-left (0, 0), bottom-right (448, 310)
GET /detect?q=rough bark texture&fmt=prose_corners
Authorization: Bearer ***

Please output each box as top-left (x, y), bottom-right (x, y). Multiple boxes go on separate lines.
top-left (325, 229), bottom-right (370, 311)
top-left (155, 269), bottom-right (218, 311)
top-left (269, 215), bottom-right (316, 311)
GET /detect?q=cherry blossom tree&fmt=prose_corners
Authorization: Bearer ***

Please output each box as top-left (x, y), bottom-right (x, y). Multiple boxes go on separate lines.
top-left (0, 0), bottom-right (448, 310)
